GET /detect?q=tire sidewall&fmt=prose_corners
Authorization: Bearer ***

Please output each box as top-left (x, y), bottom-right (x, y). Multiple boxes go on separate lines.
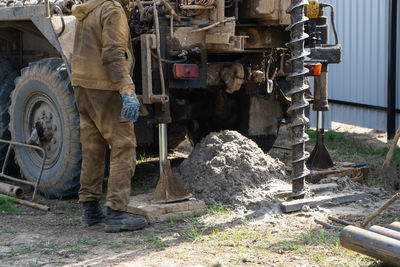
top-left (11, 79), bottom-right (71, 186)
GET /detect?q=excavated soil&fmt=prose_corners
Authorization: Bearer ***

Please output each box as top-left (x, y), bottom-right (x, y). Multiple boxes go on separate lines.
top-left (176, 130), bottom-right (290, 210)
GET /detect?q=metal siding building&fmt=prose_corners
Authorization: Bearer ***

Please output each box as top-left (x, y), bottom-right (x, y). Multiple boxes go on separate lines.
top-left (309, 0), bottom-right (398, 131)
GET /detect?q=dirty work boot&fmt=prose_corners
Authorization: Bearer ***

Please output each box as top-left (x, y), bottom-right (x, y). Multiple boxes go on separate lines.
top-left (105, 207), bottom-right (147, 233)
top-left (82, 201), bottom-right (105, 227)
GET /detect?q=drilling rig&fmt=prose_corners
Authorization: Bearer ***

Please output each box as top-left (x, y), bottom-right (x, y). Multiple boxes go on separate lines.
top-left (0, 0), bottom-right (341, 198)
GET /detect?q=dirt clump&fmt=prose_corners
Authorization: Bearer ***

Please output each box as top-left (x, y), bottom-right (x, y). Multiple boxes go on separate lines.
top-left (176, 130), bottom-right (289, 210)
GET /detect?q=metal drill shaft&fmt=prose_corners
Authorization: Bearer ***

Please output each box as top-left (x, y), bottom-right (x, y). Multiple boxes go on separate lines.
top-left (286, 0), bottom-right (310, 198)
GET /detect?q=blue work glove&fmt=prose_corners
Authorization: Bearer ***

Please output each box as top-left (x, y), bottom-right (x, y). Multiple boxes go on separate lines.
top-left (121, 92), bottom-right (140, 122)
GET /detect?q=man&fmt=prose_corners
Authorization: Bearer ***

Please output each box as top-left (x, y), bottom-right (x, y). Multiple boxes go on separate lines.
top-left (71, 0), bottom-right (147, 232)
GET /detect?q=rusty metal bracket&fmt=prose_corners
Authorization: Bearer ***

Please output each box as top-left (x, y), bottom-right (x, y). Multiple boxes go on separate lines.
top-left (306, 44), bottom-right (342, 64)
top-left (0, 139), bottom-right (46, 201)
top-left (140, 33), bottom-right (169, 105)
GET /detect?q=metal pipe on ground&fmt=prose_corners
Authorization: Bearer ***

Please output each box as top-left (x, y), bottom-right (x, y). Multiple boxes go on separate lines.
top-left (0, 182), bottom-right (23, 197)
top-left (369, 225), bottom-right (400, 241)
top-left (340, 225), bottom-right (400, 266)
top-left (389, 221), bottom-right (400, 232)
top-left (328, 216), bottom-right (355, 226)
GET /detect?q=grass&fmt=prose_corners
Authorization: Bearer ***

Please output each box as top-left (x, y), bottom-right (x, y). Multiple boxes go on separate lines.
top-left (194, 220), bottom-right (377, 266)
top-left (68, 247), bottom-right (88, 255)
top-left (0, 195), bottom-right (21, 216)
top-left (299, 226), bottom-right (340, 248)
top-left (89, 240), bottom-right (101, 246)
top-left (109, 242), bottom-right (122, 249)
top-left (184, 226), bottom-right (205, 242)
top-left (75, 237), bottom-right (88, 245)
top-left (207, 205), bottom-right (231, 219)
top-left (306, 129), bottom-right (400, 188)
top-left (137, 151), bottom-right (147, 162)
top-left (146, 235), bottom-right (166, 251)
top-left (167, 216), bottom-right (185, 223)
top-left (0, 242), bottom-right (61, 259)
top-left (207, 204), bottom-right (229, 214)
top-left (306, 129), bottom-right (400, 164)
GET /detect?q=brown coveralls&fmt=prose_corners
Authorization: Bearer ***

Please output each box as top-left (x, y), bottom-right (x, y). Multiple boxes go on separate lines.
top-left (71, 0), bottom-right (135, 211)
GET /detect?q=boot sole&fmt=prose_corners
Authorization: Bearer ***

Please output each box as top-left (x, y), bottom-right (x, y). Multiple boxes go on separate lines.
top-left (82, 218), bottom-right (105, 227)
top-left (105, 222), bottom-right (147, 233)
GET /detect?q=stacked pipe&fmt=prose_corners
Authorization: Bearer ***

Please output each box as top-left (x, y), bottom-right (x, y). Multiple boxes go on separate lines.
top-left (340, 222), bottom-right (400, 266)
top-left (286, 0), bottom-right (310, 198)
top-left (0, 182), bottom-right (23, 197)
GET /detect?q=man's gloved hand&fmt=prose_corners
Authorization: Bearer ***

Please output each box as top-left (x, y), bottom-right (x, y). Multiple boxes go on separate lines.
top-left (120, 87), bottom-right (140, 122)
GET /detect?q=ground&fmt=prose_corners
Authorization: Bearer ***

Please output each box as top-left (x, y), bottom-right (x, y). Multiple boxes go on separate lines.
top-left (0, 122), bottom-right (400, 267)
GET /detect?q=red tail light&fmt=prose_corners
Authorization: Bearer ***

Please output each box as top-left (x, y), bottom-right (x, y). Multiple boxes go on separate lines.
top-left (173, 64), bottom-right (199, 80)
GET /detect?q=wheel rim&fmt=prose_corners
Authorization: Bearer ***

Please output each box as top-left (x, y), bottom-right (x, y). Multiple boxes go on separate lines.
top-left (23, 91), bottom-right (63, 169)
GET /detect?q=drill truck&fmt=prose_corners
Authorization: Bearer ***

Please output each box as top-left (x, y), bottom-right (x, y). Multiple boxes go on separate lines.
top-left (0, 0), bottom-right (341, 198)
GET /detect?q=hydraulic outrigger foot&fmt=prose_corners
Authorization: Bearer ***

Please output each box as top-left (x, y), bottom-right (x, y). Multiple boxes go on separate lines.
top-left (306, 111), bottom-right (333, 169)
top-left (152, 123), bottom-right (191, 204)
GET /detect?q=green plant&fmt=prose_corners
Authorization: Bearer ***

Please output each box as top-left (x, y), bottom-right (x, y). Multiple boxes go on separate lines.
top-left (68, 247), bottom-right (88, 255)
top-left (146, 235), bottom-right (166, 250)
top-left (89, 240), bottom-right (101, 246)
top-left (0, 195), bottom-right (21, 215)
top-left (167, 216), bottom-right (184, 223)
top-left (207, 205), bottom-right (230, 217)
top-left (137, 151), bottom-right (147, 162)
top-left (75, 237), bottom-right (88, 244)
top-left (109, 242), bottom-right (122, 249)
top-left (185, 226), bottom-right (205, 242)
top-left (300, 226), bottom-right (340, 248)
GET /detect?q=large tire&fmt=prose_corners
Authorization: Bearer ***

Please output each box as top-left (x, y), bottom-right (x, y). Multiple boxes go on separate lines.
top-left (9, 58), bottom-right (81, 198)
top-left (0, 57), bottom-right (18, 165)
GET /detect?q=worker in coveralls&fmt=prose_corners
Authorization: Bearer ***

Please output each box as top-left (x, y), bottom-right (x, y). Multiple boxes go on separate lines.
top-left (71, 0), bottom-right (147, 232)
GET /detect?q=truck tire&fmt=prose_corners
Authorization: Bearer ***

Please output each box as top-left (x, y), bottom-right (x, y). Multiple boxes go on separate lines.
top-left (0, 57), bottom-right (18, 165)
top-left (9, 58), bottom-right (81, 198)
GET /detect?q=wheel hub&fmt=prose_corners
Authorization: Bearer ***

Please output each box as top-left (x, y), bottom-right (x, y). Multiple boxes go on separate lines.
top-left (24, 93), bottom-right (63, 168)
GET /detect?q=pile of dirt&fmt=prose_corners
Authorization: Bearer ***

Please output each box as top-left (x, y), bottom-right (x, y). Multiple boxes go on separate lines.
top-left (319, 177), bottom-right (365, 192)
top-left (176, 130), bottom-right (289, 210)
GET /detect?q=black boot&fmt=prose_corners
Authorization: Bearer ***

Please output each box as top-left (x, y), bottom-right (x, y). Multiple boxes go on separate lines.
top-left (82, 201), bottom-right (105, 227)
top-left (105, 207), bottom-right (147, 233)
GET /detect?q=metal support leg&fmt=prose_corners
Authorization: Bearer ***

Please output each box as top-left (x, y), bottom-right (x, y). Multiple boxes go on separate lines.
top-left (158, 123), bottom-right (168, 175)
top-left (0, 139), bottom-right (46, 201)
top-left (153, 123), bottom-right (191, 203)
top-left (317, 111), bottom-right (323, 130)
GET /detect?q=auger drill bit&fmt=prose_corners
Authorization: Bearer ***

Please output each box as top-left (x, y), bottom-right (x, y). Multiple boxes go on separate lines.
top-left (286, 0), bottom-right (310, 199)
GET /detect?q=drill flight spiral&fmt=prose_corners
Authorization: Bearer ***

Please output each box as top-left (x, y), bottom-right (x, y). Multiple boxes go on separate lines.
top-left (286, 0), bottom-right (311, 198)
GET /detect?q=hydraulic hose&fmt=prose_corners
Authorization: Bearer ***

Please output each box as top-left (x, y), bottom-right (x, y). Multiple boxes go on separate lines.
top-left (320, 3), bottom-right (338, 45)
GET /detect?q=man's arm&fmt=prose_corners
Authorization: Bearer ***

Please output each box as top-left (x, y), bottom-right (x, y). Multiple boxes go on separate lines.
top-left (101, 3), bottom-right (134, 92)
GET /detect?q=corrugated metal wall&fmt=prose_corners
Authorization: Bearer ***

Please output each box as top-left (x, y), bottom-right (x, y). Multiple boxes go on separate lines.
top-left (309, 0), bottom-right (396, 131)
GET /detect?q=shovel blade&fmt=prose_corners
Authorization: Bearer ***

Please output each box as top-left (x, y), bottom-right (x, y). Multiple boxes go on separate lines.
top-left (152, 160), bottom-right (192, 203)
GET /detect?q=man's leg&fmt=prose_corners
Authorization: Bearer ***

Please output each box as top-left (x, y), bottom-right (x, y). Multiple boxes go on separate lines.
top-left (82, 89), bottom-right (147, 232)
top-left (74, 87), bottom-right (107, 226)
